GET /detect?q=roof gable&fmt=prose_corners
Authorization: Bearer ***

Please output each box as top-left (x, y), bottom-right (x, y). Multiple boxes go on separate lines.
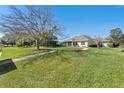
top-left (64, 35), bottom-right (93, 42)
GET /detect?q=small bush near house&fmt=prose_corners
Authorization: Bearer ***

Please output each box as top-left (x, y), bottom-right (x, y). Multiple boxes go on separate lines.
top-left (108, 43), bottom-right (119, 48)
top-left (119, 44), bottom-right (124, 48)
top-left (89, 44), bottom-right (97, 47)
top-left (120, 49), bottom-right (124, 52)
top-left (16, 41), bottom-right (31, 47)
top-left (113, 43), bottom-right (119, 47)
top-left (107, 43), bottom-right (113, 47)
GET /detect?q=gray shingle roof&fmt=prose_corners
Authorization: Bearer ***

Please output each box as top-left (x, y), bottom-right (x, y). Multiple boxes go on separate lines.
top-left (63, 35), bottom-right (93, 42)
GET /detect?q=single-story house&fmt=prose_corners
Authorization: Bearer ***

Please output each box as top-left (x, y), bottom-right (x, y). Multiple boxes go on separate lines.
top-left (62, 35), bottom-right (95, 47)
top-left (62, 35), bottom-right (110, 48)
top-left (101, 40), bottom-right (109, 47)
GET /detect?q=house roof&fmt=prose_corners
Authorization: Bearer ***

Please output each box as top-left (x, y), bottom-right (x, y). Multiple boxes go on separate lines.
top-left (101, 40), bottom-right (109, 43)
top-left (63, 35), bottom-right (93, 42)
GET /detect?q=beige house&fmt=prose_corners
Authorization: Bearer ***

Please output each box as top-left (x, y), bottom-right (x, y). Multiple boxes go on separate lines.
top-left (101, 40), bottom-right (109, 47)
top-left (63, 35), bottom-right (95, 47)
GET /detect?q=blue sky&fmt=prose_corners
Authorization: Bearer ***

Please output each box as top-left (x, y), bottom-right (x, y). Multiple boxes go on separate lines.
top-left (0, 5), bottom-right (124, 39)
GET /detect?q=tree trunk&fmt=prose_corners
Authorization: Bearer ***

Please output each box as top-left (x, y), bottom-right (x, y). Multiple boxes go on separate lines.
top-left (97, 42), bottom-right (100, 48)
top-left (36, 39), bottom-right (40, 50)
top-left (97, 44), bottom-right (100, 48)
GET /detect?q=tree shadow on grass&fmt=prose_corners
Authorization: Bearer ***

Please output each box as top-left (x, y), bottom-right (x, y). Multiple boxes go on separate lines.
top-left (21, 55), bottom-right (46, 68)
top-left (74, 49), bottom-right (114, 57)
top-left (74, 50), bottom-right (88, 57)
top-left (0, 59), bottom-right (17, 75)
top-left (54, 50), bottom-right (73, 63)
top-left (87, 50), bottom-right (112, 57)
top-left (21, 51), bottom-right (59, 67)
top-left (28, 50), bottom-right (72, 64)
top-left (40, 50), bottom-right (71, 63)
top-left (22, 49), bottom-right (84, 67)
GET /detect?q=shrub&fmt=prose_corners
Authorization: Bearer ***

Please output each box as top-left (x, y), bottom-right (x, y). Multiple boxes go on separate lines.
top-left (89, 44), bottom-right (97, 47)
top-left (16, 40), bottom-right (23, 47)
top-left (113, 43), bottom-right (119, 47)
top-left (119, 44), bottom-right (124, 48)
top-left (107, 43), bottom-right (113, 47)
top-left (16, 41), bottom-right (31, 47)
top-left (107, 43), bottom-right (120, 48)
top-left (120, 49), bottom-right (124, 52)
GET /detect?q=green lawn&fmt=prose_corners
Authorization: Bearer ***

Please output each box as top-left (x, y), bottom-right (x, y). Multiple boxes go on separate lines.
top-left (0, 47), bottom-right (77, 60)
top-left (0, 47), bottom-right (124, 87)
top-left (0, 47), bottom-right (42, 60)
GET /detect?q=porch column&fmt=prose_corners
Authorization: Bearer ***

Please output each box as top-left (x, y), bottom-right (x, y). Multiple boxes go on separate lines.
top-left (67, 42), bottom-right (69, 46)
top-left (71, 42), bottom-right (73, 47)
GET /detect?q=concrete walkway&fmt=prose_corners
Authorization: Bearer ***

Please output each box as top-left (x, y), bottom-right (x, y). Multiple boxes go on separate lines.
top-left (82, 48), bottom-right (89, 50)
top-left (12, 50), bottom-right (56, 62)
top-left (0, 52), bottom-right (2, 56)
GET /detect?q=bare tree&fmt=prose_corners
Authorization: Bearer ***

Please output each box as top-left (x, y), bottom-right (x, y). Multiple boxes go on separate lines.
top-left (94, 36), bottom-right (103, 48)
top-left (0, 5), bottom-right (61, 50)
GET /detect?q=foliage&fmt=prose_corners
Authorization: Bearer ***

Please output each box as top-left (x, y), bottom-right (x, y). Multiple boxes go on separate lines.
top-left (16, 32), bottom-right (34, 47)
top-left (1, 33), bottom-right (16, 46)
top-left (94, 36), bottom-right (103, 48)
top-left (0, 6), bottom-right (62, 50)
top-left (39, 32), bottom-right (58, 47)
top-left (107, 43), bottom-right (114, 47)
top-left (108, 28), bottom-right (124, 47)
top-left (89, 44), bottom-right (97, 47)
top-left (120, 49), bottom-right (124, 52)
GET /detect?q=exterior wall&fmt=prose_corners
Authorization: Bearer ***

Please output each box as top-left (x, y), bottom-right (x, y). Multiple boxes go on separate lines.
top-left (77, 41), bottom-right (88, 47)
top-left (63, 41), bottom-right (89, 47)
top-left (63, 40), bottom-right (109, 48)
top-left (102, 43), bottom-right (108, 47)
top-left (63, 42), bottom-right (72, 46)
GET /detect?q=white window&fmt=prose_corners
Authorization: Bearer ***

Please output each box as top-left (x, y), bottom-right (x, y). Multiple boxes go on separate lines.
top-left (81, 41), bottom-right (85, 45)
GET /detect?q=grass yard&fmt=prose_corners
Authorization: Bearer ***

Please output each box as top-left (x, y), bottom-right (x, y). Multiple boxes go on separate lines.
top-left (0, 47), bottom-right (45, 60)
top-left (0, 47), bottom-right (124, 87)
top-left (0, 47), bottom-right (76, 60)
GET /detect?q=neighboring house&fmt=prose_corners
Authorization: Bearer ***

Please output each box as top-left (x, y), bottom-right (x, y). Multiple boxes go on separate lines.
top-left (62, 35), bottom-right (95, 47)
top-left (92, 39), bottom-right (109, 47)
top-left (101, 40), bottom-right (109, 47)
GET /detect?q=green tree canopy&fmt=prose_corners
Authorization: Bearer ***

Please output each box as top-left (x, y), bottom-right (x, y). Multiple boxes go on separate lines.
top-left (109, 28), bottom-right (123, 46)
